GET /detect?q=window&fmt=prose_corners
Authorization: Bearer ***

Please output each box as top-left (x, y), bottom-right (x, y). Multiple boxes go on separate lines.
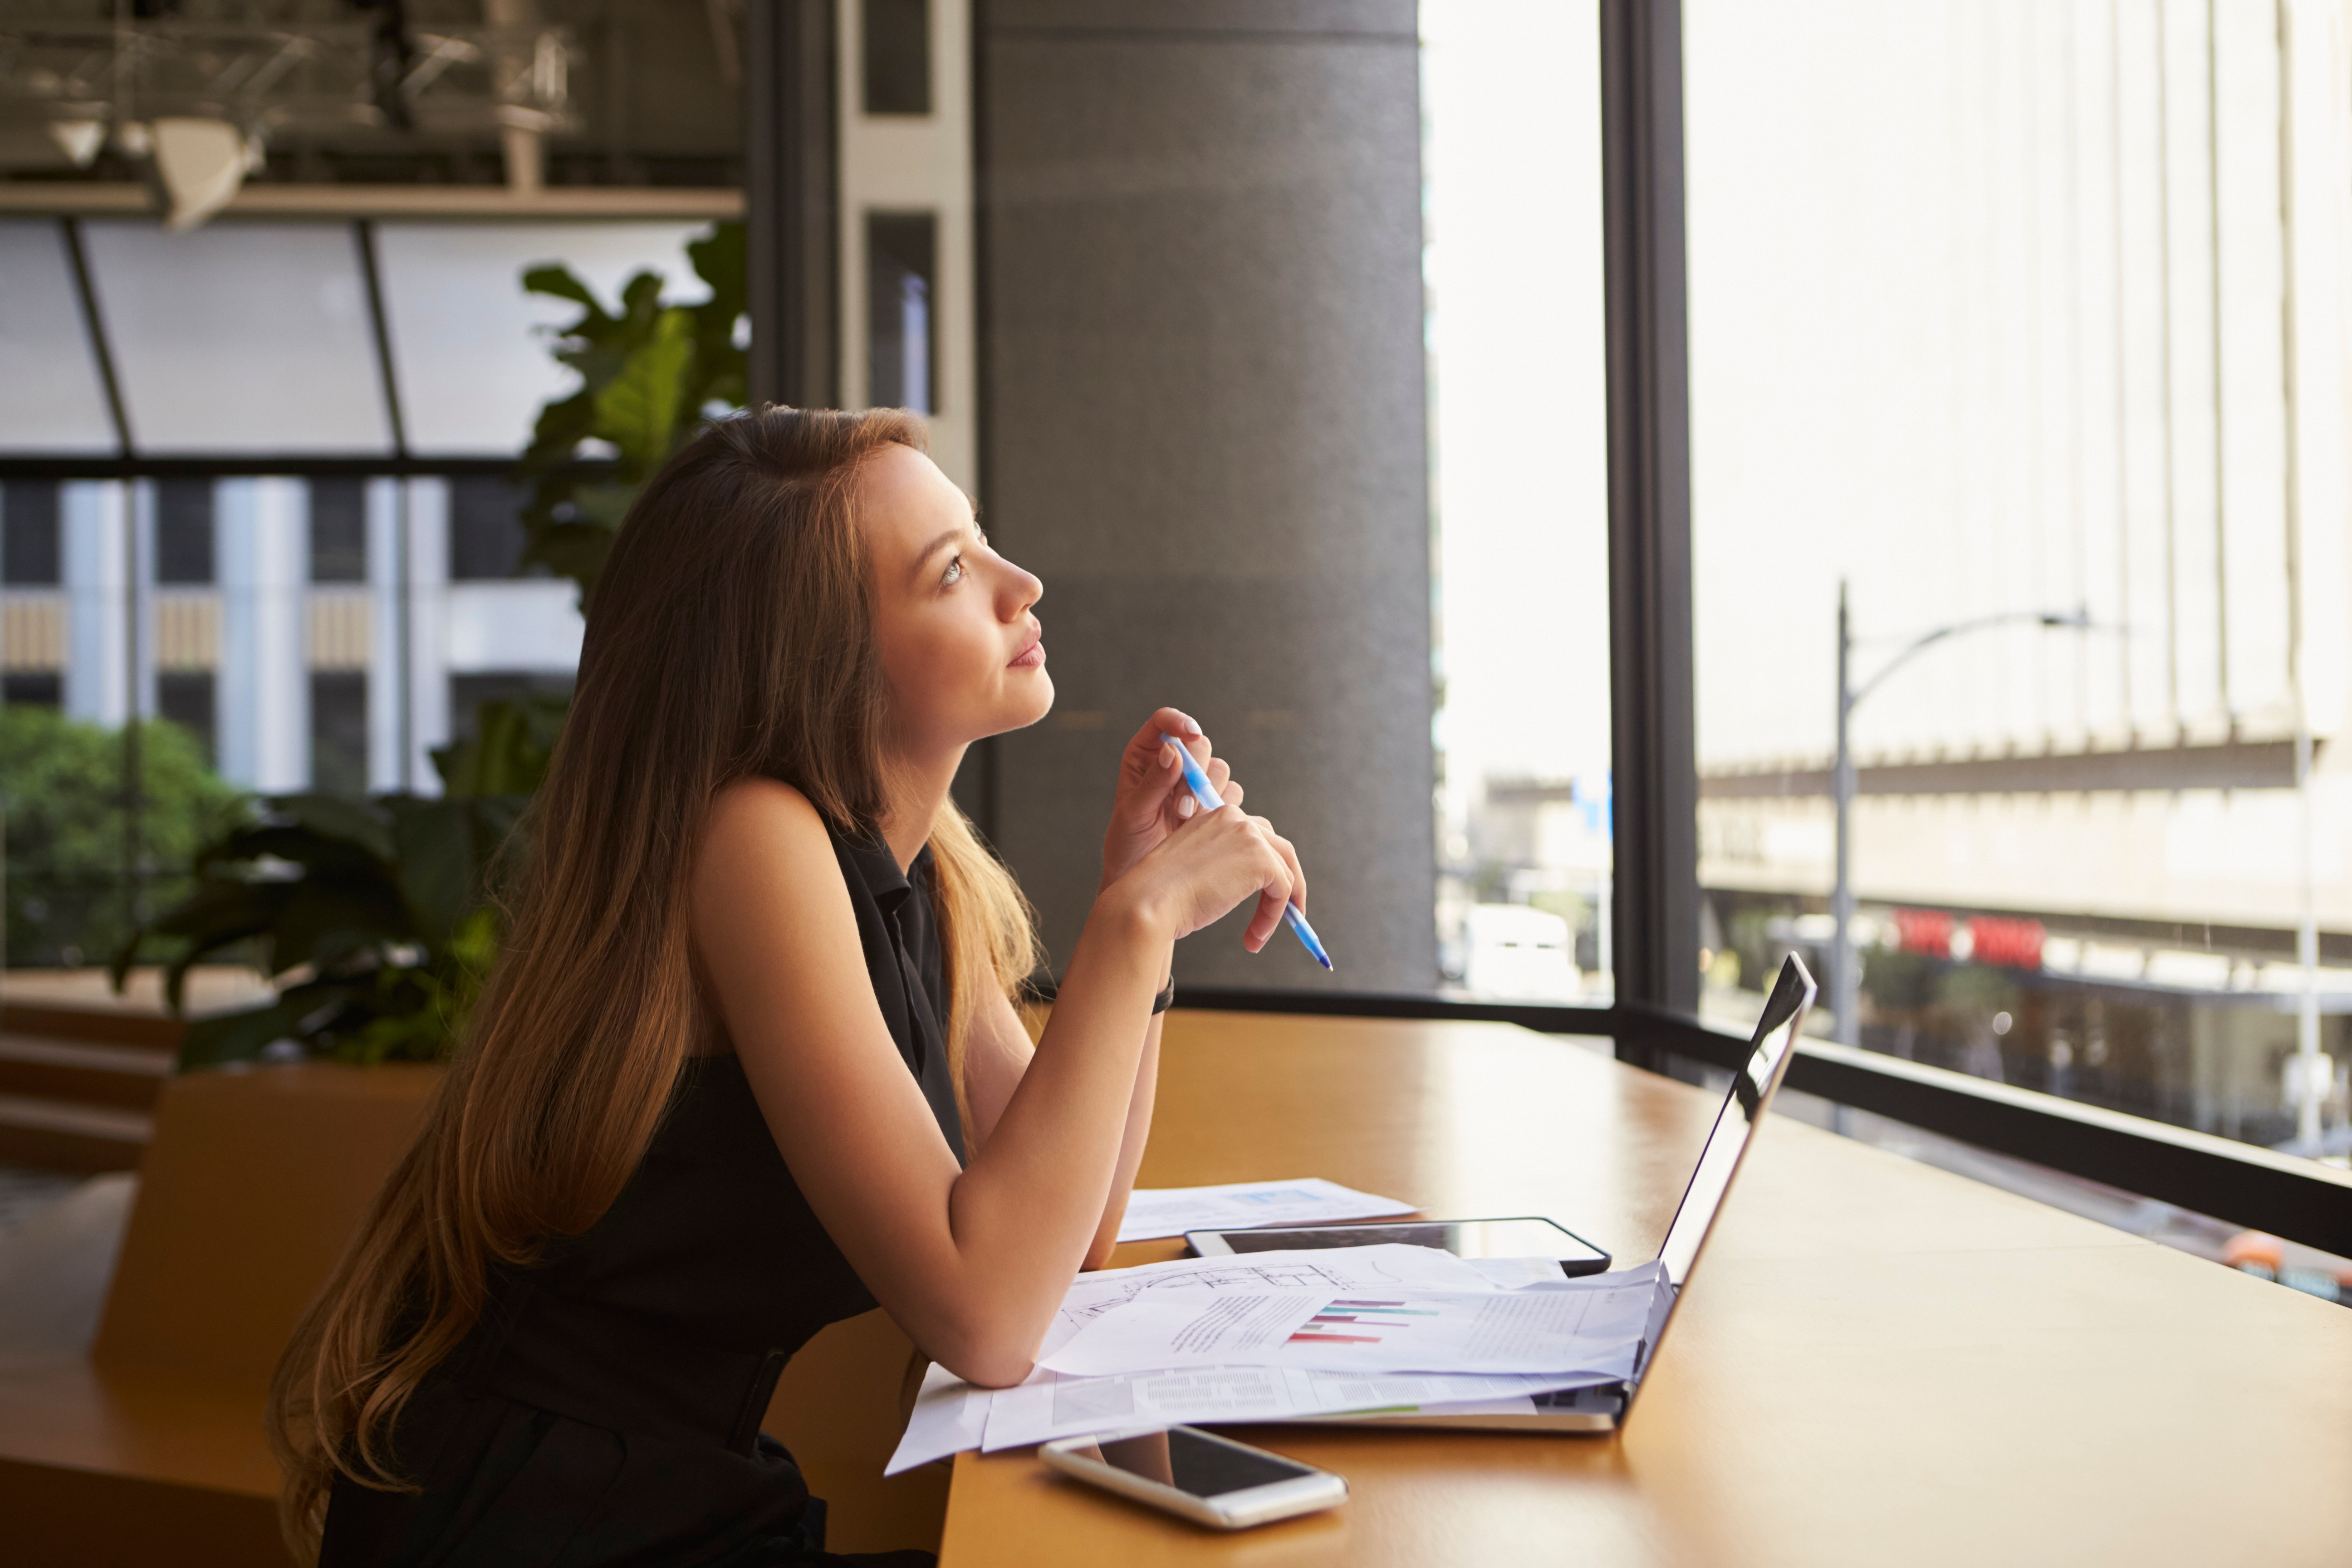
top-left (0, 222), bottom-right (115, 454)
top-left (158, 671), bottom-right (217, 766)
top-left (449, 477), bottom-right (531, 580)
top-left (863, 0), bottom-right (933, 116)
top-left (1423, 0), bottom-right (1612, 1002)
top-left (310, 671), bottom-right (369, 798)
top-left (3, 673), bottom-right (63, 708)
top-left (2, 480), bottom-right (61, 584)
top-left (1685, 0), bottom-right (2352, 1164)
top-left (80, 221), bottom-right (392, 453)
top-left (867, 213), bottom-right (937, 413)
top-left (310, 478), bottom-right (368, 583)
top-left (154, 478), bottom-right (214, 584)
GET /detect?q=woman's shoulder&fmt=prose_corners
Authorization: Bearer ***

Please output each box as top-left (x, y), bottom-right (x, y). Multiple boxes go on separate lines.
top-left (702, 776), bottom-right (832, 852)
top-left (692, 779), bottom-right (852, 910)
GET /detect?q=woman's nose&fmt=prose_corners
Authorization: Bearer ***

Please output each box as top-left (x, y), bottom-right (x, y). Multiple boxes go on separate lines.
top-left (1000, 559), bottom-right (1044, 617)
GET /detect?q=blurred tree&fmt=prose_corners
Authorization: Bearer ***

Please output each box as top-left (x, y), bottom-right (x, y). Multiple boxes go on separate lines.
top-left (2, 709), bottom-right (243, 968)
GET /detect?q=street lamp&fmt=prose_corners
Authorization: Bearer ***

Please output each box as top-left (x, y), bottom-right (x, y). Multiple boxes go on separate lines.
top-left (1831, 582), bottom-right (2094, 1049)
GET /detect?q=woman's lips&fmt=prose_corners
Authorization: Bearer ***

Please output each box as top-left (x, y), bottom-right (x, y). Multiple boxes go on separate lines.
top-left (1009, 633), bottom-right (1045, 669)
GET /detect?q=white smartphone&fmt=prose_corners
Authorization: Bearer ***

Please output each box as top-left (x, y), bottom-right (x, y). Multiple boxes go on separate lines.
top-left (1038, 1425), bottom-right (1348, 1529)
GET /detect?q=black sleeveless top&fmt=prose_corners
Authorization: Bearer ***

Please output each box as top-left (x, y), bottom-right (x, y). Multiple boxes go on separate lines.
top-left (320, 825), bottom-right (955, 1568)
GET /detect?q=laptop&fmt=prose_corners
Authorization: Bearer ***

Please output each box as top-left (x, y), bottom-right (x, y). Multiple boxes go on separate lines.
top-left (1300, 952), bottom-right (1816, 1433)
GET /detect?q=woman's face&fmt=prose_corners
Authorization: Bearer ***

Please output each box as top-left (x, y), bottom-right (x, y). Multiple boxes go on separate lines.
top-left (859, 443), bottom-right (1053, 756)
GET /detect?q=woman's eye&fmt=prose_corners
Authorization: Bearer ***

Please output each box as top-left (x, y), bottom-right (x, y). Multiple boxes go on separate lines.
top-left (941, 554), bottom-right (965, 586)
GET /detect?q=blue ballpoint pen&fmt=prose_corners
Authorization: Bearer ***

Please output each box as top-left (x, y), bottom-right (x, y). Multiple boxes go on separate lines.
top-left (1160, 733), bottom-right (1334, 970)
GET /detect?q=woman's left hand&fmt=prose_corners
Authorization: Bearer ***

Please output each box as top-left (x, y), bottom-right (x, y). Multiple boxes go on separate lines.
top-left (1100, 707), bottom-right (1237, 892)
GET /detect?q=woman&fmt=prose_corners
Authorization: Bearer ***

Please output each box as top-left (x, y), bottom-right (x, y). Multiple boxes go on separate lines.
top-left (271, 407), bottom-right (1309, 1566)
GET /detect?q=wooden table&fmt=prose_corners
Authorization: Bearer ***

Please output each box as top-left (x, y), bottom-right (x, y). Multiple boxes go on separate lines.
top-left (939, 1011), bottom-right (2352, 1568)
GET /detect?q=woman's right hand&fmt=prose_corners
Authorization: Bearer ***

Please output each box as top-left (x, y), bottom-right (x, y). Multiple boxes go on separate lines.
top-left (1108, 793), bottom-right (1307, 956)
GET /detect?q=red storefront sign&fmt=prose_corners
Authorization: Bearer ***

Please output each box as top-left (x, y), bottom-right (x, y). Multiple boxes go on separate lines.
top-left (1968, 915), bottom-right (2045, 970)
top-left (1890, 909), bottom-right (2045, 971)
top-left (1893, 908), bottom-right (1954, 958)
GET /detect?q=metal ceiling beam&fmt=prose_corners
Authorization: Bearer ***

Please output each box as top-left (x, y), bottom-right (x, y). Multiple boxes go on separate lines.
top-left (58, 217), bottom-right (132, 459)
top-left (0, 183), bottom-right (743, 219)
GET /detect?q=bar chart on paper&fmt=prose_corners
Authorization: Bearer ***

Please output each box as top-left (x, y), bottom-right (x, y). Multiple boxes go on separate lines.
top-left (1289, 1300), bottom-right (1446, 1346)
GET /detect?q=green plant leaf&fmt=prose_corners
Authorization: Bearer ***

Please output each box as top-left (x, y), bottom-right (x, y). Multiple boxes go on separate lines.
top-left (617, 270), bottom-right (665, 322)
top-left (517, 517), bottom-right (621, 594)
top-left (570, 485), bottom-right (639, 531)
top-left (593, 309), bottom-right (695, 473)
top-left (142, 880), bottom-right (291, 944)
top-left (510, 219), bottom-right (745, 610)
top-left (387, 801), bottom-right (480, 947)
top-left (522, 264), bottom-right (608, 315)
top-left (688, 223), bottom-right (745, 308)
top-left (177, 1001), bottom-right (296, 1071)
top-left (198, 823), bottom-right (382, 882)
top-left (268, 794), bottom-right (397, 863)
top-left (522, 392), bottom-right (601, 475)
top-left (266, 882), bottom-right (414, 972)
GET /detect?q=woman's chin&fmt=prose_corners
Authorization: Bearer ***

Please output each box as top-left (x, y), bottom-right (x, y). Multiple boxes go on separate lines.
top-left (1005, 674), bottom-right (1056, 732)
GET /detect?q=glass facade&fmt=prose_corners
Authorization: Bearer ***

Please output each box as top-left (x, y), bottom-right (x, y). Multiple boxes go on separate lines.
top-left (80, 220), bottom-right (393, 452)
top-left (1424, 0), bottom-right (1613, 1002)
top-left (0, 219), bottom-right (708, 972)
top-left (1686, 0), bottom-right (2352, 1164)
top-left (0, 222), bottom-right (117, 455)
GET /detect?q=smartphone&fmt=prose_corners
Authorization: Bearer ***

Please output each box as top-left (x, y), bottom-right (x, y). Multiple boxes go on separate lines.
top-left (1039, 1426), bottom-right (1348, 1529)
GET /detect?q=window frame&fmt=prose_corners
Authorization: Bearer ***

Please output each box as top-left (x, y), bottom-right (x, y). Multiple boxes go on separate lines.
top-left (975, 0), bottom-right (2352, 1257)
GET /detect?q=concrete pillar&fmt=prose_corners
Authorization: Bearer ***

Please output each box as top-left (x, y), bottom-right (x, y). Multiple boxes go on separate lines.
top-left (129, 482), bottom-right (157, 720)
top-left (366, 478), bottom-right (407, 794)
top-left (405, 478), bottom-right (452, 795)
top-left (215, 479), bottom-right (310, 792)
top-left (61, 481), bottom-right (131, 726)
top-left (975, 1), bottom-right (1436, 990)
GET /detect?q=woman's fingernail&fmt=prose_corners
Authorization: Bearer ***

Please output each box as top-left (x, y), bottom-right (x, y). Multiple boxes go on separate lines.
top-left (1177, 795), bottom-right (1196, 819)
top-left (1185, 719), bottom-right (1204, 736)
top-left (1162, 742), bottom-right (1179, 768)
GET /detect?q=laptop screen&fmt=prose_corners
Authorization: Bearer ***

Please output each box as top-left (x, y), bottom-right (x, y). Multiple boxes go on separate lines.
top-left (1606, 956), bottom-right (1813, 1418)
top-left (1655, 954), bottom-right (1816, 1289)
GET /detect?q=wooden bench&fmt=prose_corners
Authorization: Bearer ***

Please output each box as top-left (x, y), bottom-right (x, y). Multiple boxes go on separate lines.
top-left (0, 1059), bottom-right (949, 1563)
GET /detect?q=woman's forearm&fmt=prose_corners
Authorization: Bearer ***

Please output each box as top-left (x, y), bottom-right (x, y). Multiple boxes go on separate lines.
top-left (1084, 1013), bottom-right (1163, 1269)
top-left (936, 891), bottom-right (1168, 1379)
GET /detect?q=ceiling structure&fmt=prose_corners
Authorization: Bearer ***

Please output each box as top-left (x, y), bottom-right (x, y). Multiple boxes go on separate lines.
top-left (0, 1), bottom-right (744, 219)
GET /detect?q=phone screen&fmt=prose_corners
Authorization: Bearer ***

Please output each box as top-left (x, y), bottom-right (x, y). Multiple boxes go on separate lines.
top-left (1081, 1429), bottom-right (1313, 1498)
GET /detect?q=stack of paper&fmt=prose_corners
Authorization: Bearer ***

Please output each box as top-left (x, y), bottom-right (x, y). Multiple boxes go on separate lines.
top-left (886, 1243), bottom-right (1664, 1473)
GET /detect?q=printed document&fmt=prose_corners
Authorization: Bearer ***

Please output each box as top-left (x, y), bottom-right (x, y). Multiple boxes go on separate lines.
top-left (979, 1364), bottom-right (1626, 1452)
top-left (1043, 1242), bottom-right (1498, 1353)
top-left (883, 1249), bottom-right (1669, 1470)
top-left (886, 1362), bottom-right (991, 1474)
top-left (1038, 1262), bottom-right (1664, 1378)
top-left (1114, 1177), bottom-right (1417, 1242)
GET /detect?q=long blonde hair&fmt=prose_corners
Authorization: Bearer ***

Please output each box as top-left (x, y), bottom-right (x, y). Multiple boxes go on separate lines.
top-left (267, 407), bottom-right (1040, 1559)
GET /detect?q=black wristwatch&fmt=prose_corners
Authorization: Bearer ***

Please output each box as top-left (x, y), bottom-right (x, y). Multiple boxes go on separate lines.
top-left (1151, 977), bottom-right (1176, 1014)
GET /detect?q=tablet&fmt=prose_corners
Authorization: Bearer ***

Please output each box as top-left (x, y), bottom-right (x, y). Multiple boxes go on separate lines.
top-left (1184, 1215), bottom-right (1612, 1276)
